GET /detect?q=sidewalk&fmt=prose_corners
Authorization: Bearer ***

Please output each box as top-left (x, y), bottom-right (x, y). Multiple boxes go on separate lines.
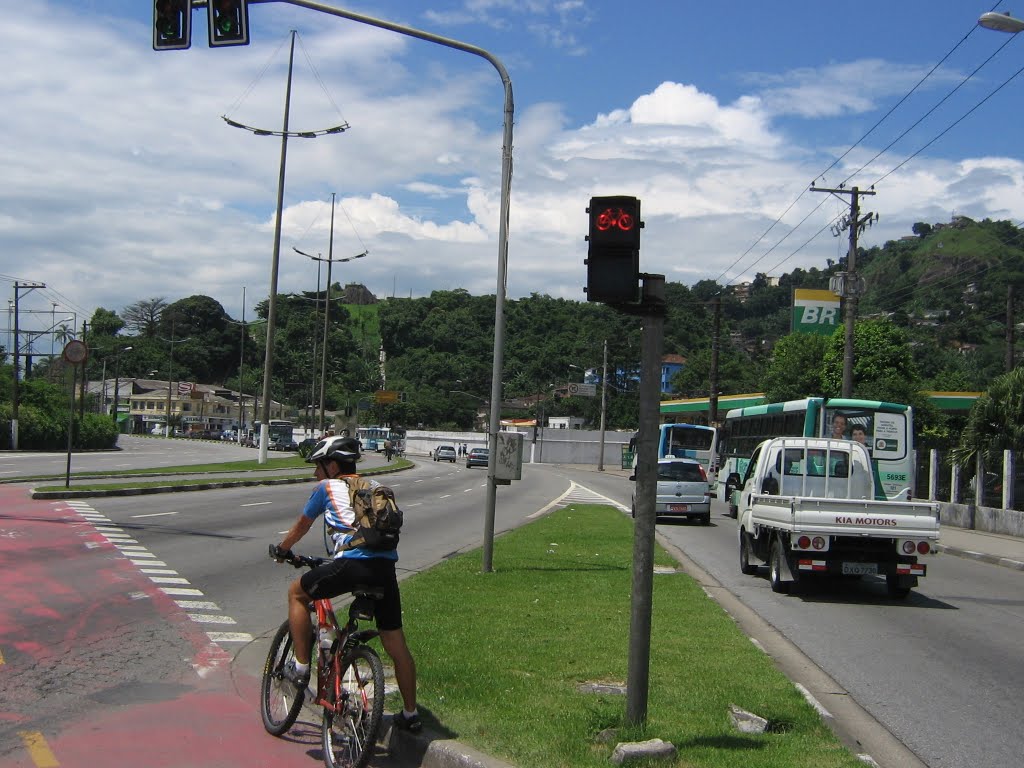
top-left (933, 526), bottom-right (1024, 571)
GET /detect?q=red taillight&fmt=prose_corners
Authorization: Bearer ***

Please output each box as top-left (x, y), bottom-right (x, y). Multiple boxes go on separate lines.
top-left (797, 536), bottom-right (811, 549)
top-left (917, 541), bottom-right (930, 555)
top-left (812, 536), bottom-right (826, 550)
top-left (698, 466), bottom-right (708, 482)
top-left (902, 540), bottom-right (916, 554)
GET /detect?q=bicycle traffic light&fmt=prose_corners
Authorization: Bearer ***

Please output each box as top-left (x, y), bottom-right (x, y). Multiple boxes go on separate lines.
top-left (208, 0), bottom-right (250, 47)
top-left (585, 195), bottom-right (642, 304)
top-left (153, 0), bottom-right (191, 51)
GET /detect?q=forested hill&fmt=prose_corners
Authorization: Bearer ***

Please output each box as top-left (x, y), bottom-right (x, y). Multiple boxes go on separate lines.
top-left (51, 217), bottom-right (1023, 431)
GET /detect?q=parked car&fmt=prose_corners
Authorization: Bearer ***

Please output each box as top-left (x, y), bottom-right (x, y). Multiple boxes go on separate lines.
top-left (630, 457), bottom-right (711, 525)
top-left (466, 448), bottom-right (489, 468)
top-left (434, 445), bottom-right (457, 462)
top-left (269, 437), bottom-right (298, 451)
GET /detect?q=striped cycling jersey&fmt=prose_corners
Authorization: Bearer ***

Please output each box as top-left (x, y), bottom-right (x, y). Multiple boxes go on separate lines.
top-left (301, 475), bottom-right (398, 561)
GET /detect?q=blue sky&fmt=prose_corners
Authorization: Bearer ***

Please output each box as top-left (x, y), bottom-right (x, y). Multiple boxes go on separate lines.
top-left (2, 0), bottom-right (1024, 336)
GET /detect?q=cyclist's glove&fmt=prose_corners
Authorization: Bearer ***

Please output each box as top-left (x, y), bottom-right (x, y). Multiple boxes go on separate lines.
top-left (270, 544), bottom-right (293, 562)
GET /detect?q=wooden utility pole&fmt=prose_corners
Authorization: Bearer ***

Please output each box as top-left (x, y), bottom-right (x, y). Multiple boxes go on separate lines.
top-left (1006, 284), bottom-right (1015, 372)
top-left (709, 294), bottom-right (721, 425)
top-left (811, 183), bottom-right (876, 398)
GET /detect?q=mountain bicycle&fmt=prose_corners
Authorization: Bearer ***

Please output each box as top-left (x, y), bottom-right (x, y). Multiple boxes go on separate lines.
top-left (261, 546), bottom-right (386, 768)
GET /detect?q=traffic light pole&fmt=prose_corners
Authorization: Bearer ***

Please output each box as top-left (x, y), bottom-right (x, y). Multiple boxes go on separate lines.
top-left (625, 275), bottom-right (665, 727)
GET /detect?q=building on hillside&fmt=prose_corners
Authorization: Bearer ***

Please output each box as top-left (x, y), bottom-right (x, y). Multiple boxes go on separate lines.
top-left (343, 283), bottom-right (377, 304)
top-left (661, 354), bottom-right (686, 395)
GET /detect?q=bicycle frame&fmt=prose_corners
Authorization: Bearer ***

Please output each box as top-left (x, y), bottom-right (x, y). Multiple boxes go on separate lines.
top-left (312, 594), bottom-right (380, 714)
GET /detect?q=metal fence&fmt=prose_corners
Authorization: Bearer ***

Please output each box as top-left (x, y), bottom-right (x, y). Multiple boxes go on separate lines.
top-left (917, 449), bottom-right (1024, 512)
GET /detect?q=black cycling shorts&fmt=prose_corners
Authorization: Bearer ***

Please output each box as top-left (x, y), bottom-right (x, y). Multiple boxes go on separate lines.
top-left (300, 556), bottom-right (403, 631)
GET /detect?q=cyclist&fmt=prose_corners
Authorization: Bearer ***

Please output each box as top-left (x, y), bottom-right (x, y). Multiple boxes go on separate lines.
top-left (273, 435), bottom-right (422, 733)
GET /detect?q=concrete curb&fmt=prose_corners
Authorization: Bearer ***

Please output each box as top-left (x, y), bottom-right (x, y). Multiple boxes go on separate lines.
top-left (388, 724), bottom-right (516, 768)
top-left (934, 543), bottom-right (1024, 571)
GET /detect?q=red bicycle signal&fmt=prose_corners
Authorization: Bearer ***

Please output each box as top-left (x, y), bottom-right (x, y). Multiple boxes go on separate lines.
top-left (596, 207), bottom-right (635, 232)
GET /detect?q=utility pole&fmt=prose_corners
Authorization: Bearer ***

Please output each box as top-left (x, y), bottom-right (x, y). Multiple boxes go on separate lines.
top-left (811, 183), bottom-right (877, 398)
top-left (10, 281), bottom-right (46, 449)
top-left (709, 294), bottom-right (721, 425)
top-left (1006, 284), bottom-right (1015, 373)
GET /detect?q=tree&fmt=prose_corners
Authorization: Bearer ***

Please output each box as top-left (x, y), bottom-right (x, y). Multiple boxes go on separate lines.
top-left (951, 366), bottom-right (1024, 468)
top-left (762, 332), bottom-right (830, 403)
top-left (87, 308), bottom-right (124, 338)
top-left (912, 222), bottom-right (932, 238)
top-left (121, 297), bottom-right (167, 337)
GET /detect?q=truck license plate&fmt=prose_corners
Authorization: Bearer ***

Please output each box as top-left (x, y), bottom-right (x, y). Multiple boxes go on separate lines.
top-left (667, 503), bottom-right (689, 512)
top-left (842, 562), bottom-right (878, 576)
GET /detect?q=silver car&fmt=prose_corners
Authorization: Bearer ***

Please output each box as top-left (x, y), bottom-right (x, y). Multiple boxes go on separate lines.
top-left (631, 458), bottom-right (711, 525)
top-left (434, 445), bottom-right (457, 463)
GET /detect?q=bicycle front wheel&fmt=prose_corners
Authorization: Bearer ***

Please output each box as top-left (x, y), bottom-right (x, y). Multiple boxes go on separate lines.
top-left (322, 644), bottom-right (385, 768)
top-left (261, 620), bottom-right (307, 736)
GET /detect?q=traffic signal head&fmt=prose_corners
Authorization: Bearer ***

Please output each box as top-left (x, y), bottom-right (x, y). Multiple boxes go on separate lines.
top-left (585, 195), bottom-right (642, 304)
top-left (153, 0), bottom-right (191, 51)
top-left (208, 0), bottom-right (250, 47)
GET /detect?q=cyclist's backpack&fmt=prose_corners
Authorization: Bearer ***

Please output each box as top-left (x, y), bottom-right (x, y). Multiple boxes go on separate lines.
top-left (341, 477), bottom-right (403, 551)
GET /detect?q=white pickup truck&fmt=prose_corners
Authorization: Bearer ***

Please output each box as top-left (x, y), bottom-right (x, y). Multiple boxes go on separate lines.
top-left (735, 437), bottom-right (939, 598)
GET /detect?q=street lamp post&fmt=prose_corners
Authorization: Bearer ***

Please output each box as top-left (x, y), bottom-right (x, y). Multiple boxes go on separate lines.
top-left (111, 345), bottom-right (133, 427)
top-left (158, 319), bottom-right (190, 438)
top-left (295, 236), bottom-right (368, 433)
top-left (223, 30), bottom-right (350, 464)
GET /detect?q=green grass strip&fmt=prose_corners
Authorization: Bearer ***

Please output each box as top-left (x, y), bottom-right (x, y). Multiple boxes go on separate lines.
top-left (396, 504), bottom-right (863, 768)
top-left (31, 459), bottom-right (412, 492)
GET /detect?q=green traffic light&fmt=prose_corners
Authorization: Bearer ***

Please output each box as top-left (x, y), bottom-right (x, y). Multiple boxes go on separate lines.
top-left (215, 15), bottom-right (237, 35)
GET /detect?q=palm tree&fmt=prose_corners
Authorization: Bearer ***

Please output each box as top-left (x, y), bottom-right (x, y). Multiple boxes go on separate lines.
top-left (950, 366), bottom-right (1024, 468)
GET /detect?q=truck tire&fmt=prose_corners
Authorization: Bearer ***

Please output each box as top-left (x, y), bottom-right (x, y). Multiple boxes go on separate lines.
top-left (886, 574), bottom-right (911, 599)
top-left (739, 529), bottom-right (758, 575)
top-left (769, 538), bottom-right (791, 594)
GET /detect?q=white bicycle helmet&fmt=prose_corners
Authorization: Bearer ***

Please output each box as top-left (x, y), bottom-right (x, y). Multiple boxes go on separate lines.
top-left (306, 435), bottom-right (361, 463)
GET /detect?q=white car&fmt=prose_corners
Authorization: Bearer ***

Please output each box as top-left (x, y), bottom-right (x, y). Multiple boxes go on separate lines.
top-left (631, 458), bottom-right (711, 525)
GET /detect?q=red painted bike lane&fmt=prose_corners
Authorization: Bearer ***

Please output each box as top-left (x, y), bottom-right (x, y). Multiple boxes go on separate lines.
top-left (0, 485), bottom-right (326, 768)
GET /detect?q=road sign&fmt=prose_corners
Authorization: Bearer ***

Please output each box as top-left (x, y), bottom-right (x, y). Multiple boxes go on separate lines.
top-left (374, 390), bottom-right (399, 404)
top-left (567, 382), bottom-right (597, 397)
top-left (62, 340), bottom-right (88, 365)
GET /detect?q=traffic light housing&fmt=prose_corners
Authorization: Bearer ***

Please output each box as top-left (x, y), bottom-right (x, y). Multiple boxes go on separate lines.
top-left (208, 0), bottom-right (250, 47)
top-left (585, 195), bottom-right (642, 304)
top-left (153, 0), bottom-right (191, 51)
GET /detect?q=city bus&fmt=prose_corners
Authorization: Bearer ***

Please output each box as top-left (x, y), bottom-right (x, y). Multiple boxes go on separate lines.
top-left (629, 422), bottom-right (720, 488)
top-left (357, 425), bottom-right (390, 452)
top-left (251, 419), bottom-right (296, 449)
top-left (717, 397), bottom-right (915, 506)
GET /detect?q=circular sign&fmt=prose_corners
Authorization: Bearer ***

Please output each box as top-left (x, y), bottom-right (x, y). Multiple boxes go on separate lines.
top-left (568, 383), bottom-right (580, 395)
top-left (62, 339), bottom-right (88, 365)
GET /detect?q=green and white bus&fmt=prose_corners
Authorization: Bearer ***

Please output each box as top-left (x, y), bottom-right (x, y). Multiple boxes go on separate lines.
top-left (717, 397), bottom-right (915, 507)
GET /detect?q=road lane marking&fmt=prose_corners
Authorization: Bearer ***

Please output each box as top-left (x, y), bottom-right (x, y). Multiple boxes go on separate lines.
top-left (439, 494), bottom-right (451, 499)
top-left (140, 569), bottom-right (179, 575)
top-left (149, 576), bottom-right (190, 584)
top-left (131, 511), bottom-right (179, 518)
top-left (176, 600), bottom-right (220, 610)
top-left (18, 731), bottom-right (58, 768)
top-left (241, 501), bottom-right (273, 507)
top-left (463, 488), bottom-right (473, 492)
top-left (160, 586), bottom-right (204, 596)
top-left (187, 613), bottom-right (237, 625)
top-left (207, 632), bottom-right (253, 642)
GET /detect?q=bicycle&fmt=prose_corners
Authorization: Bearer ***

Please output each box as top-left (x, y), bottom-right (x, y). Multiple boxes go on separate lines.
top-left (261, 545), bottom-right (386, 768)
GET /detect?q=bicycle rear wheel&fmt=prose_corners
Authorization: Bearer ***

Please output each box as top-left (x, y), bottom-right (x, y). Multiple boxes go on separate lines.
top-left (261, 620), bottom-right (307, 736)
top-left (322, 644), bottom-right (385, 768)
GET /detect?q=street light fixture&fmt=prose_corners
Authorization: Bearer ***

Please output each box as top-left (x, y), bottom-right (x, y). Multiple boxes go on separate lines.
top-left (979, 11), bottom-right (1024, 33)
top-left (294, 220), bottom-right (369, 434)
top-left (223, 31), bottom-right (350, 464)
top-left (111, 345), bottom-right (133, 427)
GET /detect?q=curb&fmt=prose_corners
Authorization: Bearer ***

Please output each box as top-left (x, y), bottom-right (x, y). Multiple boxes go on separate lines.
top-left (388, 723), bottom-right (515, 768)
top-left (934, 543), bottom-right (1024, 572)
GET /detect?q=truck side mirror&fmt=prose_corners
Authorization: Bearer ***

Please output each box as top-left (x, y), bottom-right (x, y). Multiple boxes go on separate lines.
top-left (725, 472), bottom-right (742, 493)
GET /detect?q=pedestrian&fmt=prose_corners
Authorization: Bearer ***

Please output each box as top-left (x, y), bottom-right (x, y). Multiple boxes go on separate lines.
top-left (272, 435), bottom-right (421, 733)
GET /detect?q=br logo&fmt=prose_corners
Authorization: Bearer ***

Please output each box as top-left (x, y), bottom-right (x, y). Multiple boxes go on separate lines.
top-left (802, 306), bottom-right (838, 324)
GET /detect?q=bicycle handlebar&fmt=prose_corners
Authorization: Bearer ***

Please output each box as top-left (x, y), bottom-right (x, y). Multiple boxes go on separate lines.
top-left (269, 544), bottom-right (327, 569)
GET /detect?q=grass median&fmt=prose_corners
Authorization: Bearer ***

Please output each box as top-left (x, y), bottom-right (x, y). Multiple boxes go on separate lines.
top-left (395, 503), bottom-right (863, 768)
top-left (29, 457), bottom-right (411, 493)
